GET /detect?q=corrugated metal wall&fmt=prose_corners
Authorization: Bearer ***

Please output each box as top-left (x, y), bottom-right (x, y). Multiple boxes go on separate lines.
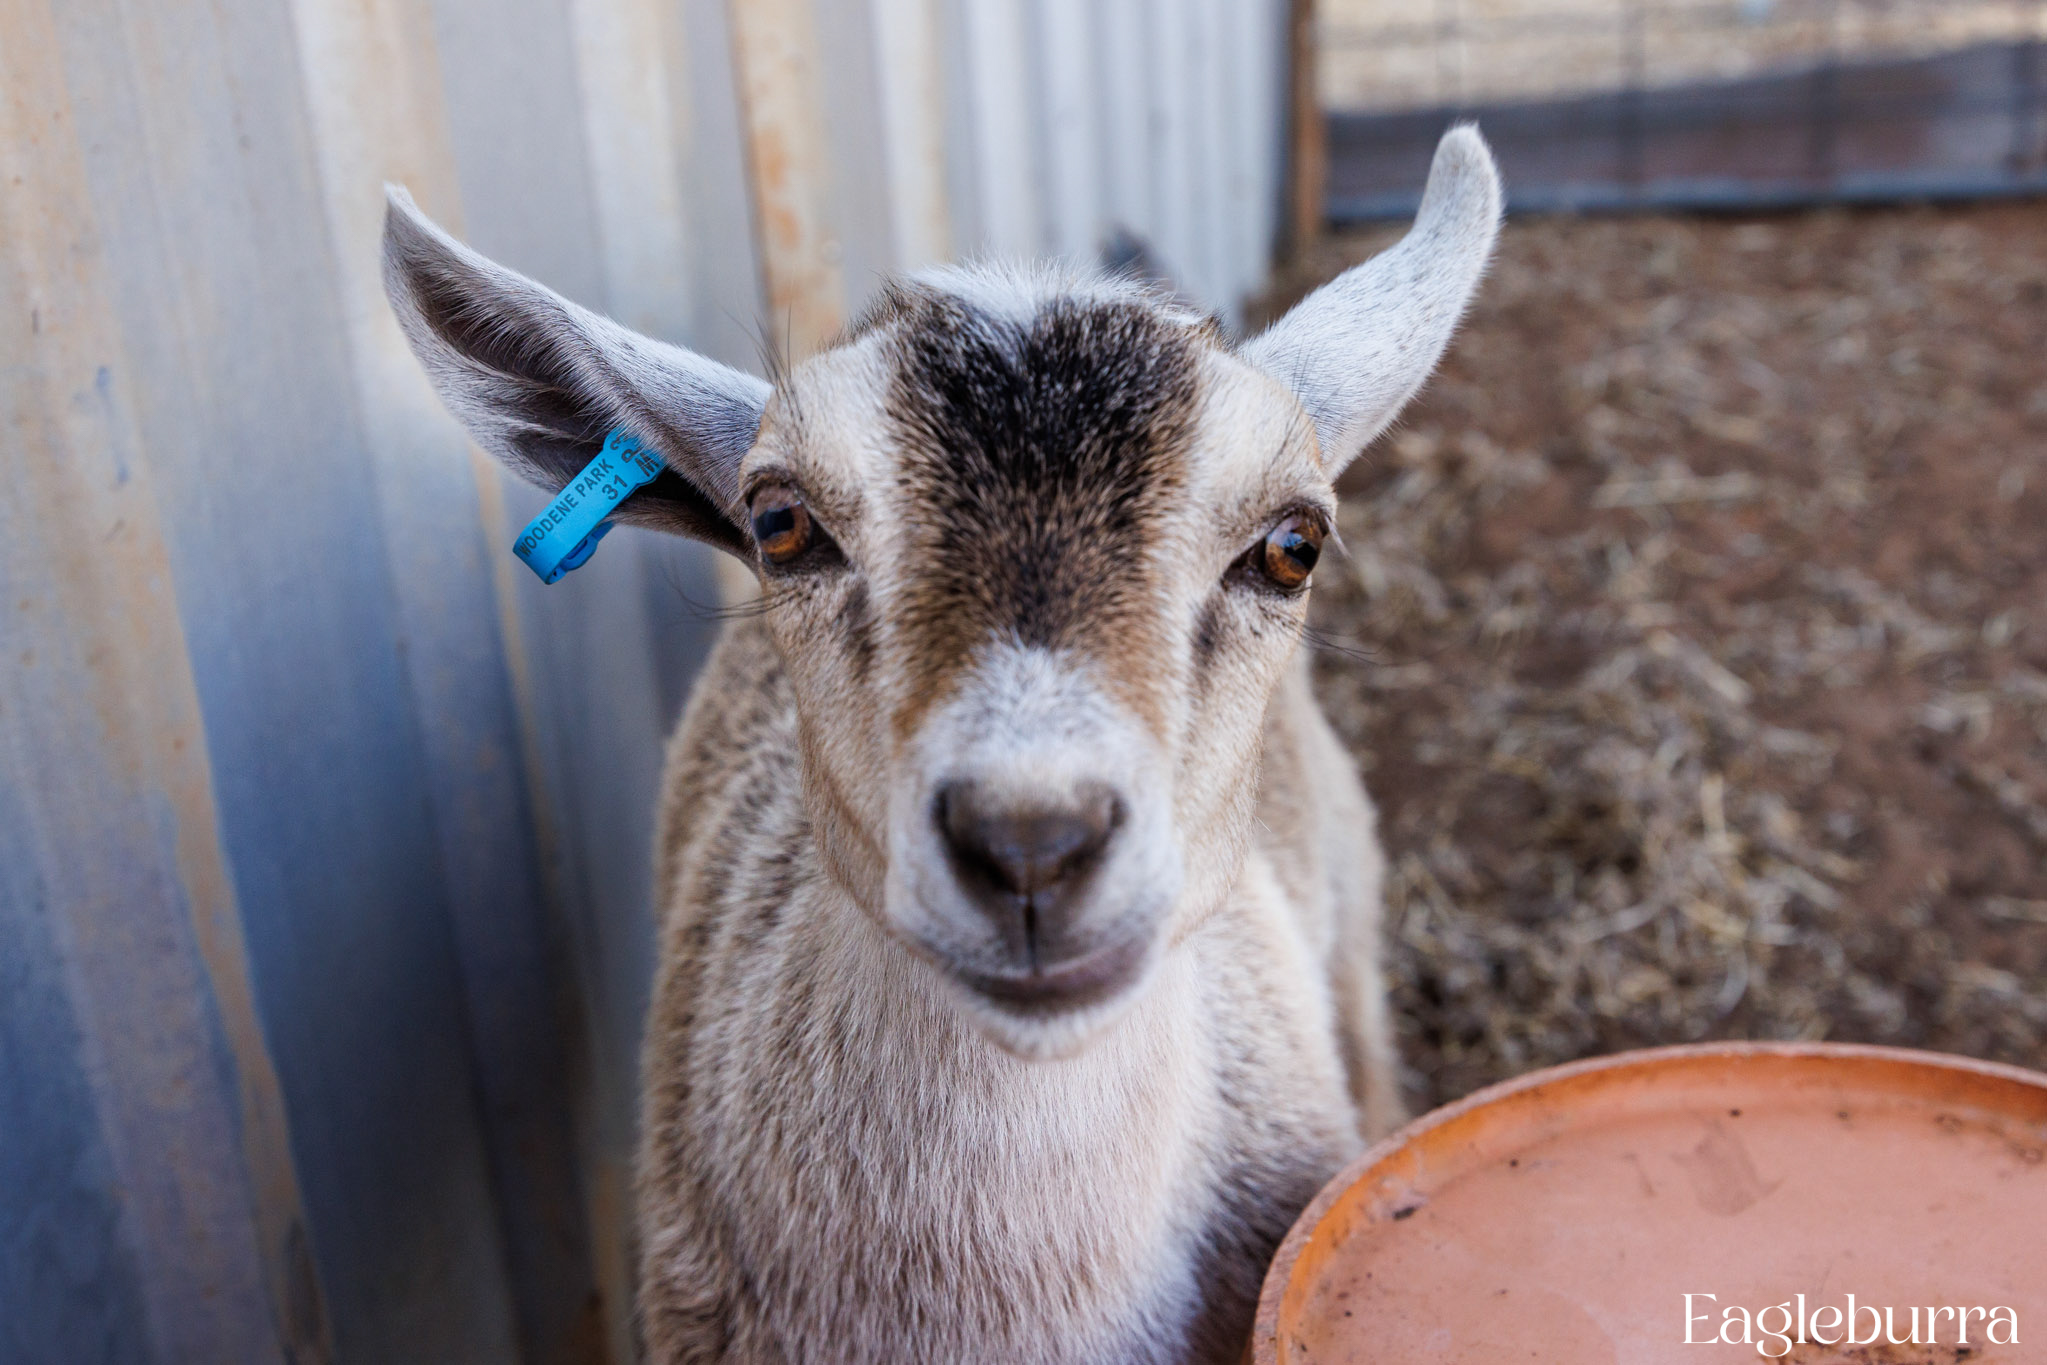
top-left (0, 2), bottom-right (1289, 1362)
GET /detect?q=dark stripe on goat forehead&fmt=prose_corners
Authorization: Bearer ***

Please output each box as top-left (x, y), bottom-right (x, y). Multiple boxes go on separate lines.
top-left (883, 287), bottom-right (1200, 721)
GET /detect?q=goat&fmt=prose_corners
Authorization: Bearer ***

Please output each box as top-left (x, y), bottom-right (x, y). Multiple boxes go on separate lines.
top-left (384, 125), bottom-right (1500, 1365)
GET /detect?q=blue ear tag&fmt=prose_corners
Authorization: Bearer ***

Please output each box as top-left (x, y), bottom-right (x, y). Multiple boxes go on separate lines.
top-left (513, 427), bottom-right (666, 584)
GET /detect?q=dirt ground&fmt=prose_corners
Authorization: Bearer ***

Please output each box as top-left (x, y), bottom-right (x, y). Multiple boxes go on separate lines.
top-left (1256, 202), bottom-right (2047, 1110)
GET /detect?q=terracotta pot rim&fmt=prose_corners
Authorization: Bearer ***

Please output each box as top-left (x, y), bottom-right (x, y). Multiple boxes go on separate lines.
top-left (1251, 1040), bottom-right (2047, 1361)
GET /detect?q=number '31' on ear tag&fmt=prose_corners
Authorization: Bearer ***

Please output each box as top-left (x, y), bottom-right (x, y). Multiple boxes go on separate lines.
top-left (511, 428), bottom-right (666, 584)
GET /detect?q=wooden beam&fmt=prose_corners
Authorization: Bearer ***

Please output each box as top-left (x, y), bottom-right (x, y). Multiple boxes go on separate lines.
top-left (727, 0), bottom-right (845, 362)
top-left (1286, 0), bottom-right (1327, 260)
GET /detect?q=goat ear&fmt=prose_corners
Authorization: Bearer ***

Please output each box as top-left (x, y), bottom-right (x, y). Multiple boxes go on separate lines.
top-left (1243, 125), bottom-right (1502, 476)
top-left (381, 186), bottom-right (769, 558)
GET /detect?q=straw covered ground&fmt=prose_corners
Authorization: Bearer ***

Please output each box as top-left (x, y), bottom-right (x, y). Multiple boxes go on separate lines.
top-left (1257, 202), bottom-right (2047, 1110)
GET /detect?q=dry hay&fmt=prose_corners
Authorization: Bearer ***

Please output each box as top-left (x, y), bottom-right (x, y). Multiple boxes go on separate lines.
top-left (1258, 203), bottom-right (2047, 1109)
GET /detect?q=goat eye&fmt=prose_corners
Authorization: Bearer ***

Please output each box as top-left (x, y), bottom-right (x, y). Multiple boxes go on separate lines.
top-left (749, 485), bottom-right (813, 565)
top-left (1259, 515), bottom-right (1324, 592)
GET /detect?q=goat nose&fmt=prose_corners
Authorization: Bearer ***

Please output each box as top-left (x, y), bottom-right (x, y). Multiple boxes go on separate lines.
top-left (934, 782), bottom-right (1120, 954)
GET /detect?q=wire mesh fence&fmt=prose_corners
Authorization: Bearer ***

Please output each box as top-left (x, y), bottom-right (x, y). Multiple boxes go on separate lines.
top-left (1319, 0), bottom-right (2047, 217)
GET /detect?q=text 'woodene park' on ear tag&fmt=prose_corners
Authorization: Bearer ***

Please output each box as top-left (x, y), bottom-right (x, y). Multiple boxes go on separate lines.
top-left (513, 428), bottom-right (666, 584)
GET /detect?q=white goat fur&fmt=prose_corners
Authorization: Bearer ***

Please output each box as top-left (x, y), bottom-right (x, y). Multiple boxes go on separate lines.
top-left (383, 127), bottom-right (1502, 1364)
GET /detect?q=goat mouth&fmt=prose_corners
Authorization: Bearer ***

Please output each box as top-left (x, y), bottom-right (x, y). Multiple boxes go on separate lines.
top-left (956, 936), bottom-right (1147, 1013)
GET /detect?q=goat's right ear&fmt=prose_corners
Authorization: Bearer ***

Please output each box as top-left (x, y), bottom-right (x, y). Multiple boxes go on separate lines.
top-left (382, 186), bottom-right (770, 558)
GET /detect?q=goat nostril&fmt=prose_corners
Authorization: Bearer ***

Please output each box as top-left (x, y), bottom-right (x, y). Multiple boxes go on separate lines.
top-left (935, 782), bottom-right (1119, 900)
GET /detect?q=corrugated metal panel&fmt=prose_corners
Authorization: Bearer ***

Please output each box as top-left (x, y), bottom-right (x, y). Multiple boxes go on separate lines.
top-left (0, 1), bottom-right (1288, 1360)
top-left (934, 0), bottom-right (1289, 319)
top-left (2, 11), bottom-right (315, 1361)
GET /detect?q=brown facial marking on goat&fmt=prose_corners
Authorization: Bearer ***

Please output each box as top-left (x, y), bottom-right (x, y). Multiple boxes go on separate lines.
top-left (836, 576), bottom-right (876, 682)
top-left (881, 287), bottom-right (1201, 743)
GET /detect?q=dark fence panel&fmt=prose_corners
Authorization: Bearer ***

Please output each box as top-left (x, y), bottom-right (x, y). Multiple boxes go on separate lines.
top-left (1330, 40), bottom-right (2047, 219)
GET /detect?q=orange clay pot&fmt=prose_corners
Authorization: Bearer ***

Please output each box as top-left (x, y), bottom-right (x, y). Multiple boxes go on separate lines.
top-left (1252, 1042), bottom-right (2047, 1364)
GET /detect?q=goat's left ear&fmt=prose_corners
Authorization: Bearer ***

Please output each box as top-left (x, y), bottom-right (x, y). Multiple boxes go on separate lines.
top-left (1242, 125), bottom-right (1502, 476)
top-left (382, 186), bottom-right (770, 557)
